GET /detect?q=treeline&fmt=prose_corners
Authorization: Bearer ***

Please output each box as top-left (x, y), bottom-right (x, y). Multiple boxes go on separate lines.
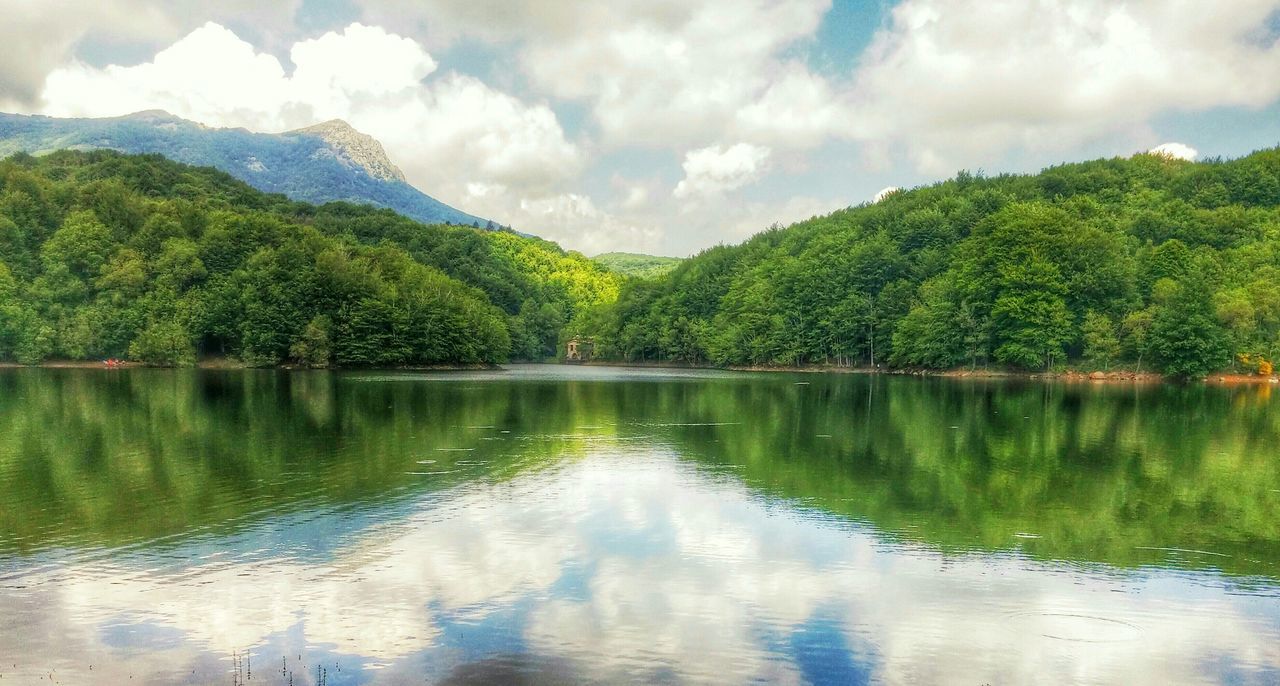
top-left (577, 149), bottom-right (1280, 378)
top-left (0, 150), bottom-right (619, 366)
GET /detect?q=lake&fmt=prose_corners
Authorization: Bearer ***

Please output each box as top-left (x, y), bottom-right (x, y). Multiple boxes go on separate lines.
top-left (1, 365), bottom-right (1278, 685)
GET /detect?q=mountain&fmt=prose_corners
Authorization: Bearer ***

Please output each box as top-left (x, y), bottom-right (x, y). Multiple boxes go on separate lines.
top-left (0, 110), bottom-right (494, 228)
top-left (592, 252), bottom-right (683, 279)
top-left (583, 148), bottom-right (1280, 378)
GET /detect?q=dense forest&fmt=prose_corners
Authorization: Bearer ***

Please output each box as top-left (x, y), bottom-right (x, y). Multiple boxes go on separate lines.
top-left (0, 150), bottom-right (619, 366)
top-left (592, 252), bottom-right (683, 279)
top-left (576, 149), bottom-right (1280, 378)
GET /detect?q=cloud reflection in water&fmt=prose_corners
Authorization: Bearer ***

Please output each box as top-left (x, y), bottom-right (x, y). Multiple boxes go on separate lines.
top-left (4, 448), bottom-right (1280, 685)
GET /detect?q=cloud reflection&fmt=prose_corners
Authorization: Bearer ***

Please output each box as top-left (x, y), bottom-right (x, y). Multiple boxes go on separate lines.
top-left (4, 450), bottom-right (1280, 685)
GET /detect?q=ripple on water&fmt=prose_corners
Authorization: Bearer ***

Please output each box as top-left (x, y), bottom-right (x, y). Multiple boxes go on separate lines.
top-left (1004, 610), bottom-right (1143, 643)
top-left (1134, 546), bottom-right (1230, 558)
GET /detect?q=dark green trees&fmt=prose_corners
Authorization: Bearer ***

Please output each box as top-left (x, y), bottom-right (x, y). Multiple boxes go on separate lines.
top-left (130, 320), bottom-right (196, 366)
top-left (1149, 278), bottom-right (1230, 379)
top-left (990, 255), bottom-right (1073, 370)
top-left (1082, 311), bottom-right (1121, 370)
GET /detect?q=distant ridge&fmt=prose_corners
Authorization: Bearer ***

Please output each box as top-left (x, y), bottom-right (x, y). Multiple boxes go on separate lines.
top-left (0, 111), bottom-right (497, 228)
top-left (593, 252), bottom-right (683, 278)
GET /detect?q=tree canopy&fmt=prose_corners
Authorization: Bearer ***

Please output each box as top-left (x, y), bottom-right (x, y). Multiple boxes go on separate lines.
top-left (592, 252), bottom-right (683, 279)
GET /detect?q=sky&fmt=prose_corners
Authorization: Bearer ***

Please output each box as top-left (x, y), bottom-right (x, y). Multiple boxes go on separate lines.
top-left (2, 1), bottom-right (1280, 256)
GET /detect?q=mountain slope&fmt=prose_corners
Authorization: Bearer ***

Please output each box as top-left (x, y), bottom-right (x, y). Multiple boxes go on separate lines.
top-left (0, 149), bottom-right (619, 366)
top-left (586, 148), bottom-right (1280, 378)
top-left (0, 110), bottom-right (494, 228)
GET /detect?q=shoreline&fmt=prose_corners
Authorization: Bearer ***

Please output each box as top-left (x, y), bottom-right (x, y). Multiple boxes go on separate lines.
top-left (581, 360), bottom-right (1278, 385)
top-left (0, 360), bottom-right (500, 372)
top-left (3, 359), bottom-right (1277, 385)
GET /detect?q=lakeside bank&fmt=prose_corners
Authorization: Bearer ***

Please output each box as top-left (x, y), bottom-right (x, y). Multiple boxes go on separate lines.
top-left (575, 359), bottom-right (1278, 385)
top-left (4, 358), bottom-right (1277, 385)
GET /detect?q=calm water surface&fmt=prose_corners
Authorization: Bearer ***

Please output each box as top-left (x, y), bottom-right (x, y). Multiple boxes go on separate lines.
top-left (1, 365), bottom-right (1278, 684)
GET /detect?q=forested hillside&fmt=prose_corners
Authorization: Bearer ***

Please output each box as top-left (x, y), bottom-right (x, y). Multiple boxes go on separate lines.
top-left (578, 150), bottom-right (1280, 378)
top-left (0, 150), bottom-right (618, 366)
top-left (593, 252), bottom-right (683, 279)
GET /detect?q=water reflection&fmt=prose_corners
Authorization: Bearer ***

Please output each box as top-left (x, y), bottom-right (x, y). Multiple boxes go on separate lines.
top-left (0, 366), bottom-right (1278, 684)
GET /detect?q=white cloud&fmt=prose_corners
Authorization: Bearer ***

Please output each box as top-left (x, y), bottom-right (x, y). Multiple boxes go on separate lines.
top-left (873, 186), bottom-right (902, 203)
top-left (514, 192), bottom-right (662, 255)
top-left (733, 64), bottom-right (852, 149)
top-left (35, 22), bottom-right (584, 237)
top-left (43, 22), bottom-right (292, 130)
top-left (462, 180), bottom-right (665, 253)
top-left (619, 184), bottom-right (650, 211)
top-left (466, 181), bottom-right (505, 200)
top-left (645, 192), bottom-right (840, 256)
top-left (848, 0), bottom-right (1280, 172)
top-left (674, 143), bottom-right (773, 199)
top-left (1147, 142), bottom-right (1198, 161)
top-left (290, 22), bottom-right (438, 106)
top-left (0, 0), bottom-right (301, 107)
top-left (373, 0), bottom-right (1280, 169)
top-left (363, 0), bottom-right (841, 150)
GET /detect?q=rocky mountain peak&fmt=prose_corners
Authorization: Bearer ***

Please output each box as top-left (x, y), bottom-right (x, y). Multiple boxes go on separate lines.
top-left (123, 109), bottom-right (181, 121)
top-left (292, 119), bottom-right (406, 183)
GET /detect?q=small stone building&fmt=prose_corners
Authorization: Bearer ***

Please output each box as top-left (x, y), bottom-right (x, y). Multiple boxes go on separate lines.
top-left (565, 336), bottom-right (594, 363)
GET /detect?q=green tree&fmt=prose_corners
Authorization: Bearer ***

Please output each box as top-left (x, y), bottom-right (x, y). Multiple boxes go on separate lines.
top-left (0, 261), bottom-right (15, 302)
top-left (1149, 280), bottom-right (1230, 379)
top-left (334, 297), bottom-right (411, 366)
top-left (1121, 309), bottom-right (1155, 371)
top-left (1082, 311), bottom-right (1121, 370)
top-left (891, 277), bottom-right (965, 368)
top-left (991, 256), bottom-right (1074, 370)
top-left (12, 308), bottom-right (54, 365)
top-left (129, 319), bottom-right (196, 366)
top-left (153, 238), bottom-right (207, 291)
top-left (290, 315), bottom-right (333, 368)
top-left (41, 211), bottom-right (112, 279)
top-left (95, 248), bottom-right (148, 298)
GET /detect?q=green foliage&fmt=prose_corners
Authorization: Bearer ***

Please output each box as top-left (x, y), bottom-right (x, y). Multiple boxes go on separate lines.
top-left (306, 203), bottom-right (620, 359)
top-left (1082, 311), bottom-right (1121, 370)
top-left (1121, 308), bottom-right (1155, 370)
top-left (593, 252), bottom-right (683, 279)
top-left (1149, 278), bottom-right (1231, 379)
top-left (0, 261), bottom-right (14, 301)
top-left (290, 315), bottom-right (333, 368)
top-left (990, 255), bottom-right (1073, 370)
top-left (10, 308), bottom-right (53, 365)
top-left (0, 150), bottom-right (614, 367)
top-left (129, 320), bottom-right (196, 366)
top-left (890, 276), bottom-right (967, 368)
top-left (594, 148), bottom-right (1280, 376)
top-left (41, 211), bottom-right (112, 279)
